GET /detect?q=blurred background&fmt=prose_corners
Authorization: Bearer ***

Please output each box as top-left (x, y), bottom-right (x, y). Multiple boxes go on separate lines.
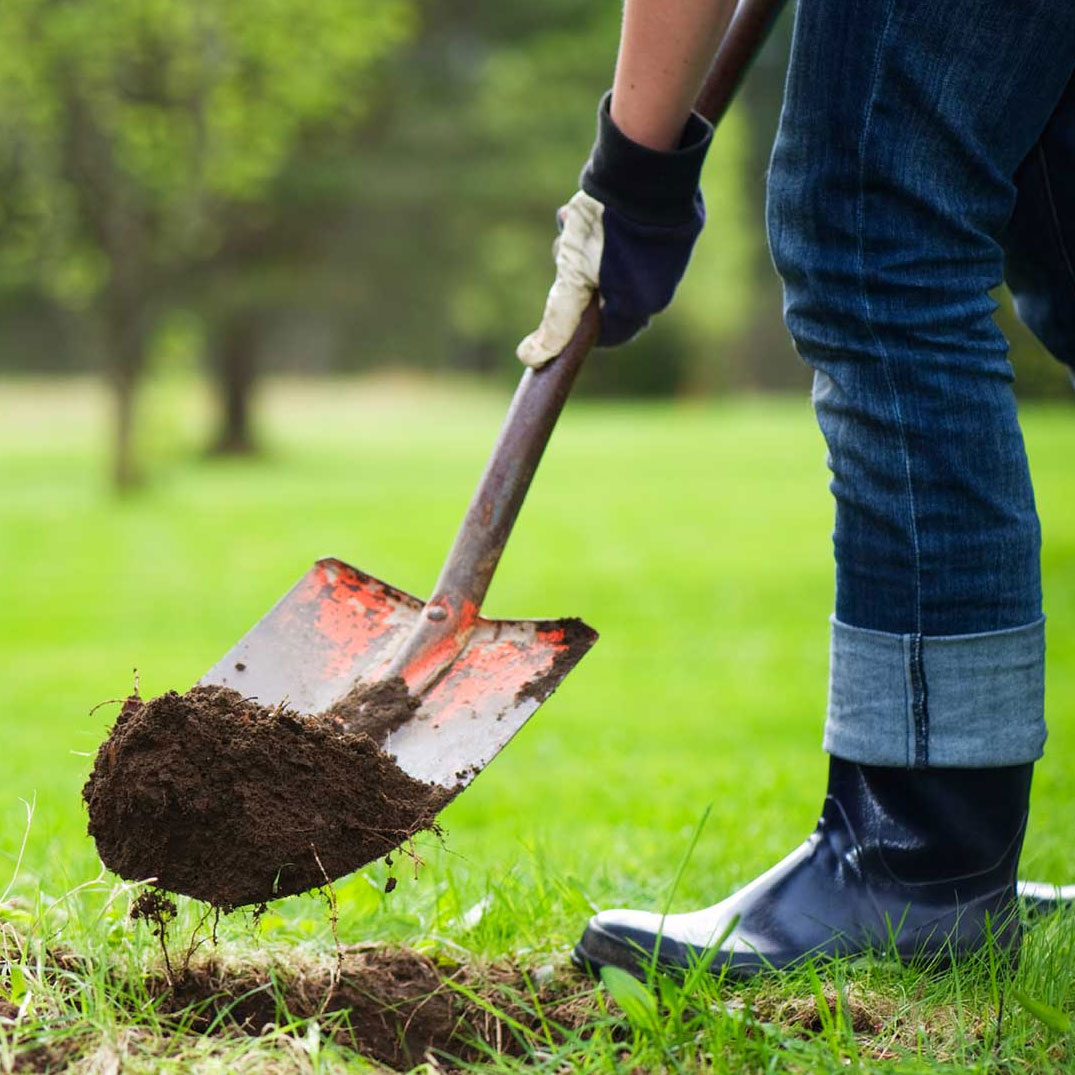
top-left (1, 0), bottom-right (1070, 491)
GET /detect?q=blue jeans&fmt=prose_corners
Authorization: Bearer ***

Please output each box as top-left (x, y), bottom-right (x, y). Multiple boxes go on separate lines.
top-left (767, 0), bottom-right (1075, 767)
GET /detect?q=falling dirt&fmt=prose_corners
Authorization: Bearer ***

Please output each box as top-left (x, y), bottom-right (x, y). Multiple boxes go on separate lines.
top-left (83, 685), bottom-right (456, 909)
top-left (130, 889), bottom-right (178, 924)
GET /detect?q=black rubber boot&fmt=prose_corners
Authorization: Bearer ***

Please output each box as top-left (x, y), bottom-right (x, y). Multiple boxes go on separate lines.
top-left (574, 757), bottom-right (1032, 979)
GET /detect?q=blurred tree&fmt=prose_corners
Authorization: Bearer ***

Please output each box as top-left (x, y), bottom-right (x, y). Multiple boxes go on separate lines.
top-left (4, 0), bottom-right (1062, 428)
top-left (995, 288), bottom-right (1075, 398)
top-left (319, 0), bottom-right (757, 396)
top-left (716, 6), bottom-right (803, 392)
top-left (208, 310), bottom-right (260, 454)
top-left (0, 0), bottom-right (413, 486)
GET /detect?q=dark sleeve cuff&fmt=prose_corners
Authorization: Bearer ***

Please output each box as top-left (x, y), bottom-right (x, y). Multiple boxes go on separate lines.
top-left (580, 90), bottom-right (713, 227)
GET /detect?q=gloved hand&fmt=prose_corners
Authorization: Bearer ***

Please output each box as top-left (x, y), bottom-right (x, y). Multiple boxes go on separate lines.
top-left (517, 92), bottom-right (713, 369)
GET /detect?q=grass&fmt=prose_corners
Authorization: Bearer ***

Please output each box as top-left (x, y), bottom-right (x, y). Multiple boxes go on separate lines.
top-left (1, 373), bottom-right (1074, 1072)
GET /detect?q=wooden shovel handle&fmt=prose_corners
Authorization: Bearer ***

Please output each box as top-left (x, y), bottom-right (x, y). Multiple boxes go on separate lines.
top-left (426, 299), bottom-right (600, 619)
top-left (391, 0), bottom-right (787, 690)
top-left (696, 0), bottom-right (789, 126)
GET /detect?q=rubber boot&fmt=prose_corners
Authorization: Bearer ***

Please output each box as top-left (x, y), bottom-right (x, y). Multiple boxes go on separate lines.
top-left (574, 757), bottom-right (1032, 979)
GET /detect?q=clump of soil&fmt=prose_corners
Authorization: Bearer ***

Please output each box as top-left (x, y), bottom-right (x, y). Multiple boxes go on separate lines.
top-left (323, 678), bottom-right (420, 740)
top-left (83, 684), bottom-right (455, 909)
top-left (130, 889), bottom-right (178, 940)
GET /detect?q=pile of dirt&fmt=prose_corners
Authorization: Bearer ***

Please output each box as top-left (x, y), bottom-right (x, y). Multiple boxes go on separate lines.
top-left (152, 946), bottom-right (596, 1071)
top-left (83, 683), bottom-right (456, 909)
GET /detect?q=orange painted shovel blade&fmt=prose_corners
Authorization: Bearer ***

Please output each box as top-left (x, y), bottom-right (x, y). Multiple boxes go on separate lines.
top-left (200, 558), bottom-right (597, 788)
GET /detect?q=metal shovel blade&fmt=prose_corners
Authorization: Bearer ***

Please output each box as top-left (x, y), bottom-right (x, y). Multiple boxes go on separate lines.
top-left (200, 557), bottom-right (597, 789)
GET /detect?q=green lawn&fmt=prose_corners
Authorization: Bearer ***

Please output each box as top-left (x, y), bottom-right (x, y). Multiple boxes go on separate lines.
top-left (2, 376), bottom-right (1075, 1072)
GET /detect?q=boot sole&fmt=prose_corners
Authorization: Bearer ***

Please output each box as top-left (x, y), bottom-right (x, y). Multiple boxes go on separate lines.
top-left (572, 911), bottom-right (1022, 982)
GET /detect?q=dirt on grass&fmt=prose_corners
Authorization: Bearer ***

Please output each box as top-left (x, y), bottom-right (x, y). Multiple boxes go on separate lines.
top-left (753, 988), bottom-right (890, 1036)
top-left (83, 683), bottom-right (455, 910)
top-left (0, 940), bottom-right (598, 1073)
top-left (1, 997), bottom-right (81, 1074)
top-left (151, 945), bottom-right (596, 1071)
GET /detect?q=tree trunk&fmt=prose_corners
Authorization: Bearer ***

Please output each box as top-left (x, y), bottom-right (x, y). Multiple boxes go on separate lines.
top-left (64, 90), bottom-right (153, 490)
top-left (111, 366), bottom-right (137, 490)
top-left (211, 313), bottom-right (259, 455)
top-left (104, 289), bottom-right (146, 491)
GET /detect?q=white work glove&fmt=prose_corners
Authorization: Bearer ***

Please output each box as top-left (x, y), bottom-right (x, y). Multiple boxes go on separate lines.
top-left (517, 191), bottom-right (605, 369)
top-left (517, 92), bottom-right (714, 370)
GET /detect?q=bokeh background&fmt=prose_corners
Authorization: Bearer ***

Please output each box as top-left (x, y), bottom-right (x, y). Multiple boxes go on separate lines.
top-left (1, 0), bottom-right (1070, 490)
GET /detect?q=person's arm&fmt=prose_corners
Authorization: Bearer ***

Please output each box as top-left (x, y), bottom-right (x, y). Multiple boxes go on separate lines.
top-left (611, 0), bottom-right (737, 151)
top-left (517, 0), bottom-right (735, 369)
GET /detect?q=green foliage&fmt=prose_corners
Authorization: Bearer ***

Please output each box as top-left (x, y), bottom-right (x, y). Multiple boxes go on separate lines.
top-left (676, 106), bottom-right (757, 350)
top-left (0, 0), bottom-right (413, 304)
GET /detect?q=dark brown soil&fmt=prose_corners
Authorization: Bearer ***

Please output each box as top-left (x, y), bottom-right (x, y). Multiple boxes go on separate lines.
top-left (130, 889), bottom-right (178, 925)
top-left (513, 618), bottom-right (597, 705)
top-left (83, 685), bottom-right (456, 909)
top-left (152, 946), bottom-right (597, 1070)
top-left (322, 677), bottom-right (421, 740)
top-left (8, 1040), bottom-right (79, 1075)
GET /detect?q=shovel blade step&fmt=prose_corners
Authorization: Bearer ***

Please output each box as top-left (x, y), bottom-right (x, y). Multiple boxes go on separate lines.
top-left (200, 558), bottom-right (597, 788)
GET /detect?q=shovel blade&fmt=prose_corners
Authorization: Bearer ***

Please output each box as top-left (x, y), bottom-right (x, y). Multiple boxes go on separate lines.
top-left (201, 558), bottom-right (597, 788)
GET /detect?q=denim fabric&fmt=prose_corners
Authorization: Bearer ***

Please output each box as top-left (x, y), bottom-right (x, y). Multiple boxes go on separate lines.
top-left (824, 617), bottom-right (1046, 767)
top-left (767, 0), bottom-right (1075, 766)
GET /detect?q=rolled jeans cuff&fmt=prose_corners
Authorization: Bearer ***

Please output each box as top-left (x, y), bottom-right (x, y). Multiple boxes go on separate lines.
top-left (823, 616), bottom-right (1046, 768)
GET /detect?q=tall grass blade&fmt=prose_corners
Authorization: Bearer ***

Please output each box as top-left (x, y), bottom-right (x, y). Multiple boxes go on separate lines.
top-left (600, 965), bottom-right (658, 1032)
top-left (1011, 989), bottom-right (1071, 1034)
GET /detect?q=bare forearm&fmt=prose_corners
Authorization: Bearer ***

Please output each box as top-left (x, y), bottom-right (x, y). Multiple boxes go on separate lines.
top-left (611, 0), bottom-right (737, 151)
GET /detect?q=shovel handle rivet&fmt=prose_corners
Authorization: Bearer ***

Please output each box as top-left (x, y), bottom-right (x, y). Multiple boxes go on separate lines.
top-left (426, 606), bottom-right (448, 622)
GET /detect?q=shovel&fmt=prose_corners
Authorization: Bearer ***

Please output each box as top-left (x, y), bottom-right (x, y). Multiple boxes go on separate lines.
top-left (199, 0), bottom-right (789, 791)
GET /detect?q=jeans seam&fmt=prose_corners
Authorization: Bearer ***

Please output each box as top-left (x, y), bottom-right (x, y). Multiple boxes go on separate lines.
top-left (909, 633), bottom-right (929, 767)
top-left (828, 618), bottom-right (1046, 767)
top-left (902, 633), bottom-right (913, 766)
top-left (1036, 142), bottom-right (1075, 304)
top-left (855, 1), bottom-right (928, 762)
